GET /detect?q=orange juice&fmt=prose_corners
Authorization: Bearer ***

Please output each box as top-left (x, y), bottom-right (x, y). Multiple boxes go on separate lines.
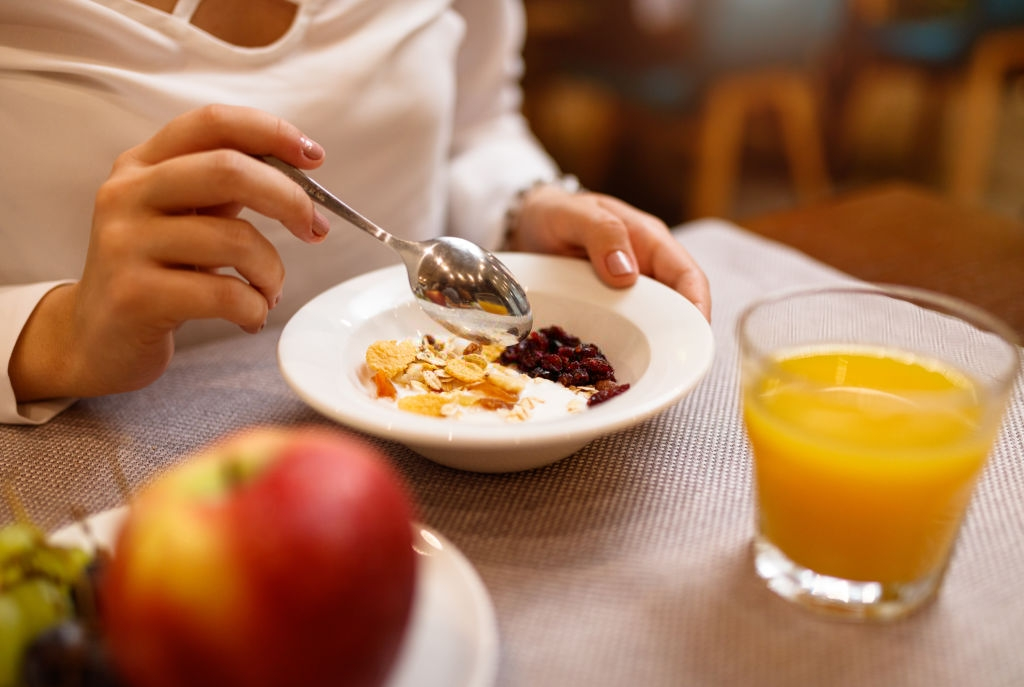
top-left (743, 346), bottom-right (995, 583)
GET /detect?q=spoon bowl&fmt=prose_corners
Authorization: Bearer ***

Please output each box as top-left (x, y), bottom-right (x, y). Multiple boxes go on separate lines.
top-left (261, 155), bottom-right (532, 345)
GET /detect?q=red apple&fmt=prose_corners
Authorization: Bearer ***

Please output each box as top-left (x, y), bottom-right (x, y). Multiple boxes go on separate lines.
top-left (100, 426), bottom-right (417, 687)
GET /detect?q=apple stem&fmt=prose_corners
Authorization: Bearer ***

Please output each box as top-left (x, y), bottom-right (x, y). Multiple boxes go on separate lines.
top-left (222, 458), bottom-right (249, 489)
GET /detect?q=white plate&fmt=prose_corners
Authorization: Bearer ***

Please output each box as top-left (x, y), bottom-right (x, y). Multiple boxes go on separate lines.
top-left (50, 508), bottom-right (498, 687)
top-left (278, 253), bottom-right (715, 472)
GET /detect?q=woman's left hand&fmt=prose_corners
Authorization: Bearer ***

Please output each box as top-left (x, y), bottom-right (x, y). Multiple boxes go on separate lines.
top-left (510, 185), bottom-right (712, 322)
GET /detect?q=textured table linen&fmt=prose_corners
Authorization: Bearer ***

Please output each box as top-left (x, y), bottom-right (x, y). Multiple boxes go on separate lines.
top-left (2, 219), bottom-right (1022, 687)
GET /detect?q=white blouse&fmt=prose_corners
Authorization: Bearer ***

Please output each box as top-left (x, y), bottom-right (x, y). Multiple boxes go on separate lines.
top-left (0, 0), bottom-right (559, 423)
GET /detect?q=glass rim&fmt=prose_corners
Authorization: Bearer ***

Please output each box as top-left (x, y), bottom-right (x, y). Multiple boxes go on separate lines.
top-left (736, 283), bottom-right (1022, 391)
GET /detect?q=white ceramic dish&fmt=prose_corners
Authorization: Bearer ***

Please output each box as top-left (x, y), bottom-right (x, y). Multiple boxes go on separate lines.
top-left (278, 253), bottom-right (715, 472)
top-left (50, 508), bottom-right (499, 687)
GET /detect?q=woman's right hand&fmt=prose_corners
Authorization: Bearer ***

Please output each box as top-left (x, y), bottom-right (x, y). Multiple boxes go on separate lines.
top-left (10, 104), bottom-right (329, 402)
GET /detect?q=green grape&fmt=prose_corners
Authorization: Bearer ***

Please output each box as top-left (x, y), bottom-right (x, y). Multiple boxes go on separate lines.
top-left (1, 579), bottom-right (75, 686)
top-left (0, 524), bottom-right (45, 587)
top-left (8, 579), bottom-right (73, 636)
top-left (1, 523), bottom-right (92, 589)
top-left (0, 523), bottom-right (96, 687)
top-left (28, 546), bottom-right (91, 587)
top-left (0, 593), bottom-right (27, 687)
top-left (0, 523), bottom-right (42, 562)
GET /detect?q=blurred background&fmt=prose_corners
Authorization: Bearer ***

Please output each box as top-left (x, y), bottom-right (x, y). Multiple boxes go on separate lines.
top-left (519, 0), bottom-right (1024, 226)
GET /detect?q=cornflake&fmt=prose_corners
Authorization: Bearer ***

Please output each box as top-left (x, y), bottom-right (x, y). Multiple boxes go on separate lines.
top-left (365, 340), bottom-right (418, 379)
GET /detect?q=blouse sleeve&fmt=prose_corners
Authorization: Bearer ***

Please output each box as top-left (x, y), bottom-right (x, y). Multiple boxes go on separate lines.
top-left (446, 0), bottom-right (561, 251)
top-left (0, 282), bottom-right (77, 424)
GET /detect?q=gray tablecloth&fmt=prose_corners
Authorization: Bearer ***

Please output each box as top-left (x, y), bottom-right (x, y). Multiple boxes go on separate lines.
top-left (3, 219), bottom-right (1022, 687)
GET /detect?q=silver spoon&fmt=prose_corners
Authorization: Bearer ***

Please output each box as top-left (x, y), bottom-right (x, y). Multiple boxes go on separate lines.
top-left (260, 155), bottom-right (532, 346)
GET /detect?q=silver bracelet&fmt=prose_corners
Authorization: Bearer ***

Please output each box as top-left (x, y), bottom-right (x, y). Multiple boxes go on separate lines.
top-left (503, 174), bottom-right (582, 249)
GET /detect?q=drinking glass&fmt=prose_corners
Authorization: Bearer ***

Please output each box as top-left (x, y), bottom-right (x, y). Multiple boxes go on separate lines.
top-left (738, 284), bottom-right (1020, 621)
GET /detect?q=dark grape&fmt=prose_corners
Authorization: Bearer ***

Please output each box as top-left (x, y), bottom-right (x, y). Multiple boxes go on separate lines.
top-left (20, 620), bottom-right (125, 687)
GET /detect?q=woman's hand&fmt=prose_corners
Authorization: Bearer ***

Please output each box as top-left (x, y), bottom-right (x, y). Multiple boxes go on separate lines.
top-left (10, 104), bottom-right (329, 402)
top-left (509, 185), bottom-right (712, 321)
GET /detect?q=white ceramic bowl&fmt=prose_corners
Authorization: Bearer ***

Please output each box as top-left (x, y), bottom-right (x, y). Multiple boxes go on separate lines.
top-left (278, 254), bottom-right (714, 472)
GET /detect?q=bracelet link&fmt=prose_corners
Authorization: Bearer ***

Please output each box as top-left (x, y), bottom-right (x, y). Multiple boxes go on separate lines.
top-left (503, 174), bottom-right (582, 249)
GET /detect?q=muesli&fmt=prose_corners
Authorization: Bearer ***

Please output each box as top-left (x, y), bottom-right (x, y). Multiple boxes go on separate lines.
top-left (363, 326), bottom-right (629, 421)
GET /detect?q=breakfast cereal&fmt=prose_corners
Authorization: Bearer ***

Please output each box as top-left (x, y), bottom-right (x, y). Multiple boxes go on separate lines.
top-left (364, 327), bottom-right (629, 421)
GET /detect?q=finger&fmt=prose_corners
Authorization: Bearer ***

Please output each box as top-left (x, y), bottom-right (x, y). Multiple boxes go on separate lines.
top-left (139, 150), bottom-right (328, 243)
top-left (588, 197), bottom-right (712, 321)
top-left (145, 215), bottom-right (285, 309)
top-left (198, 202), bottom-right (245, 219)
top-left (521, 188), bottom-right (640, 286)
top-left (130, 104), bottom-right (325, 169)
top-left (134, 267), bottom-right (273, 335)
top-left (577, 213), bottom-right (640, 289)
top-left (542, 193), bottom-right (649, 288)
top-left (649, 238), bottom-right (713, 322)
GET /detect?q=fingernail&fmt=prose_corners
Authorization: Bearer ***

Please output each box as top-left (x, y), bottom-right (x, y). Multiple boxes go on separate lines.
top-left (300, 136), bottom-right (324, 161)
top-left (312, 210), bottom-right (330, 238)
top-left (605, 250), bottom-right (635, 277)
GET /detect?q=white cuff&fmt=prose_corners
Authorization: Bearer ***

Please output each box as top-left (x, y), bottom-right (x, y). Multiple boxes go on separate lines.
top-left (0, 281), bottom-right (77, 424)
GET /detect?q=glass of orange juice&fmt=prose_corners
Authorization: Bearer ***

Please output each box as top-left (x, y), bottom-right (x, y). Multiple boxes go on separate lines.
top-left (738, 285), bottom-right (1020, 621)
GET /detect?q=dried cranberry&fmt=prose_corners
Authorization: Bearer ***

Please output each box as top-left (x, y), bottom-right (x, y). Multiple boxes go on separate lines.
top-left (531, 366), bottom-right (558, 382)
top-left (501, 325), bottom-right (628, 403)
top-left (519, 350), bottom-right (541, 369)
top-left (582, 357), bottom-right (614, 380)
top-left (587, 383), bottom-right (631, 407)
top-left (540, 354), bottom-right (563, 372)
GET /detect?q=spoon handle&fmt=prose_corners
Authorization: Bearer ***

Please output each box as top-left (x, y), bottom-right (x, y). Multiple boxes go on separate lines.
top-left (259, 155), bottom-right (405, 249)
